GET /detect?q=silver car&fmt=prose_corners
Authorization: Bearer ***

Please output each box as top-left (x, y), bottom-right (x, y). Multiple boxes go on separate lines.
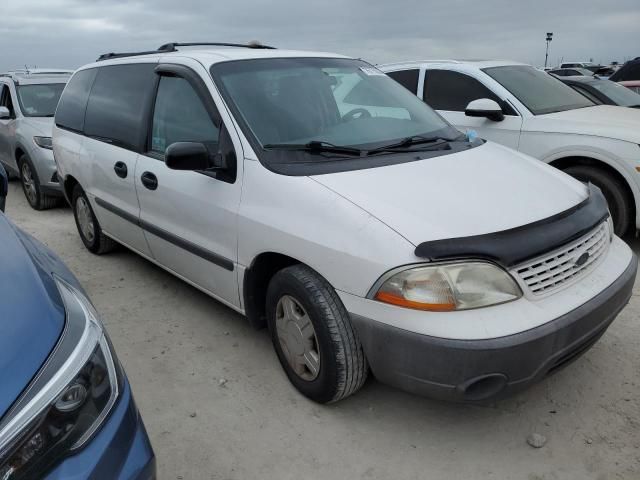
top-left (0, 69), bottom-right (71, 209)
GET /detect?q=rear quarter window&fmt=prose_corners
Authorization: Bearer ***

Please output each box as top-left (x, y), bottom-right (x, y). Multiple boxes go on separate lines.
top-left (55, 69), bottom-right (97, 132)
top-left (83, 64), bottom-right (156, 151)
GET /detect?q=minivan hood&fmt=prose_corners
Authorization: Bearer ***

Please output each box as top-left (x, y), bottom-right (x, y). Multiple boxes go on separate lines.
top-left (21, 117), bottom-right (54, 136)
top-left (0, 215), bottom-right (65, 420)
top-left (531, 105), bottom-right (640, 143)
top-left (311, 142), bottom-right (587, 245)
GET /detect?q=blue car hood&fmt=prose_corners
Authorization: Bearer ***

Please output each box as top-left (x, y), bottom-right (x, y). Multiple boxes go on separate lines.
top-left (0, 215), bottom-right (68, 420)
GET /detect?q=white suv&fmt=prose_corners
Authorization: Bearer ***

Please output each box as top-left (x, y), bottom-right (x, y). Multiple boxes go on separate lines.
top-left (0, 70), bottom-right (72, 209)
top-left (53, 44), bottom-right (636, 403)
top-left (380, 60), bottom-right (640, 236)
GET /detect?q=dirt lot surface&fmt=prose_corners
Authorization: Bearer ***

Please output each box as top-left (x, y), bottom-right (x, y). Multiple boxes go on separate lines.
top-left (5, 180), bottom-right (640, 480)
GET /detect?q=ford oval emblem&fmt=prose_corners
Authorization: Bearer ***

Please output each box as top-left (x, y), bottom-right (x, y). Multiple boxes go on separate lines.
top-left (575, 252), bottom-right (590, 267)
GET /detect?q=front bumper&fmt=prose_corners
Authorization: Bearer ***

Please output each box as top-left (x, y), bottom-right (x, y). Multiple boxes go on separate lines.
top-left (44, 380), bottom-right (155, 480)
top-left (30, 147), bottom-right (63, 196)
top-left (352, 254), bottom-right (637, 402)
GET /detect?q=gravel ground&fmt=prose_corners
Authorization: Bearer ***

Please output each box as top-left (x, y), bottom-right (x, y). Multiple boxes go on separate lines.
top-left (5, 179), bottom-right (640, 480)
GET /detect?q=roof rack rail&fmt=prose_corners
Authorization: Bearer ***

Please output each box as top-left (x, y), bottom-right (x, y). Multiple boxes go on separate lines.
top-left (97, 41), bottom-right (276, 62)
top-left (157, 42), bottom-right (276, 51)
top-left (97, 47), bottom-right (174, 62)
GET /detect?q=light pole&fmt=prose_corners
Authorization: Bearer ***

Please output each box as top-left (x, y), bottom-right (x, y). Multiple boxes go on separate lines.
top-left (544, 32), bottom-right (553, 69)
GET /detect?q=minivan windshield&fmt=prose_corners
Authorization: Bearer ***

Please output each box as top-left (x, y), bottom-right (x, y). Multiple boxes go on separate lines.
top-left (211, 58), bottom-right (459, 156)
top-left (483, 65), bottom-right (594, 115)
top-left (16, 83), bottom-right (66, 117)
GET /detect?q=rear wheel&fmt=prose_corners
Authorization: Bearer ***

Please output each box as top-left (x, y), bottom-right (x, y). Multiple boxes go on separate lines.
top-left (18, 154), bottom-right (59, 210)
top-left (72, 184), bottom-right (116, 254)
top-left (563, 165), bottom-right (632, 236)
top-left (266, 264), bottom-right (368, 403)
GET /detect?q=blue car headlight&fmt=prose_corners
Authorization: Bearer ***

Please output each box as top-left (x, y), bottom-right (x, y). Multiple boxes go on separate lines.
top-left (0, 277), bottom-right (120, 479)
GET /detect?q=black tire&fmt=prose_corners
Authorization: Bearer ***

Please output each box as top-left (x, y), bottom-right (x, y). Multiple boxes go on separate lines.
top-left (71, 184), bottom-right (116, 254)
top-left (563, 165), bottom-right (632, 236)
top-left (18, 154), bottom-right (59, 210)
top-left (266, 264), bottom-right (368, 403)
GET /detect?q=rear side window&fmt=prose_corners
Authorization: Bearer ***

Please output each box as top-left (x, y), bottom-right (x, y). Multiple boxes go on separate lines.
top-left (386, 69), bottom-right (420, 94)
top-left (151, 76), bottom-right (220, 154)
top-left (423, 70), bottom-right (502, 112)
top-left (84, 64), bottom-right (156, 150)
top-left (55, 69), bottom-right (97, 132)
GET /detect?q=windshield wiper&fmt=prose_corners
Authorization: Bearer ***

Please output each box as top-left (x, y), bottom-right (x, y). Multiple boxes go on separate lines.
top-left (263, 140), bottom-right (362, 156)
top-left (365, 135), bottom-right (457, 155)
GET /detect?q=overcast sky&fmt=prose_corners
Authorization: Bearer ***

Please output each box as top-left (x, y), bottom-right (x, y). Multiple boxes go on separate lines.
top-left (1, 0), bottom-right (638, 72)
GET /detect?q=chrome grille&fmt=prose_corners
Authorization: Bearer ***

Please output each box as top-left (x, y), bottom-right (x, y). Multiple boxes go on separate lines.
top-left (511, 221), bottom-right (610, 298)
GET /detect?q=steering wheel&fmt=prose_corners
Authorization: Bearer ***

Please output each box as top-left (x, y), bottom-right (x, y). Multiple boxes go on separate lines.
top-left (343, 108), bottom-right (372, 122)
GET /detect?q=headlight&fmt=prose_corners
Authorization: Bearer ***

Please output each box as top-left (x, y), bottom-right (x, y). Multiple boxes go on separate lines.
top-left (372, 262), bottom-right (522, 311)
top-left (0, 277), bottom-right (119, 479)
top-left (33, 137), bottom-right (53, 150)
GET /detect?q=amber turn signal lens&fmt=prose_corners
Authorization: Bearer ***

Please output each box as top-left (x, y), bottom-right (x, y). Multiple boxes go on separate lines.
top-left (374, 291), bottom-right (456, 311)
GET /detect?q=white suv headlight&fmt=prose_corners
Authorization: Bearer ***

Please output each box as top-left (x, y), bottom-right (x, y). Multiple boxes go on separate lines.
top-left (33, 136), bottom-right (53, 150)
top-left (371, 262), bottom-right (522, 311)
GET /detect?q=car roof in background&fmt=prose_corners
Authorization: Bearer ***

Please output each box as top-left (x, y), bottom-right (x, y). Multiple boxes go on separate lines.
top-left (0, 70), bottom-right (72, 85)
top-left (379, 59), bottom-right (529, 70)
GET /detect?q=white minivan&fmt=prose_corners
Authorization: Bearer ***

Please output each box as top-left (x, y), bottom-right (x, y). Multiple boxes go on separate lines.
top-left (53, 44), bottom-right (637, 403)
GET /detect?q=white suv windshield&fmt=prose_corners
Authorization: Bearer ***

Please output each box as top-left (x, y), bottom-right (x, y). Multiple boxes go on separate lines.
top-left (211, 58), bottom-right (455, 150)
top-left (483, 65), bottom-right (594, 115)
top-left (16, 83), bottom-right (66, 117)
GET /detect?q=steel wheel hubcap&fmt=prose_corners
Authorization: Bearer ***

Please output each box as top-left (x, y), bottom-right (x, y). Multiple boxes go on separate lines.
top-left (275, 295), bottom-right (321, 381)
top-left (76, 197), bottom-right (95, 243)
top-left (21, 163), bottom-right (37, 204)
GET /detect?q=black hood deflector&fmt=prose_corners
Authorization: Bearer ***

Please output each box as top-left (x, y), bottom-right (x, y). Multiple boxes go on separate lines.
top-left (414, 184), bottom-right (609, 268)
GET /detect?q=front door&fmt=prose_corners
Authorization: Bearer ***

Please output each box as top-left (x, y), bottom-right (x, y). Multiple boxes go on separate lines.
top-left (423, 69), bottom-right (523, 150)
top-left (135, 64), bottom-right (242, 309)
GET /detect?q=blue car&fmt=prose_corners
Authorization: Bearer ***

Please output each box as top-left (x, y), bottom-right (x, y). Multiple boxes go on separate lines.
top-left (0, 164), bottom-right (155, 479)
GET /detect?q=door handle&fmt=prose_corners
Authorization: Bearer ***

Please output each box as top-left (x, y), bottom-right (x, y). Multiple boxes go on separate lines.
top-left (114, 161), bottom-right (128, 178)
top-left (141, 171), bottom-right (158, 191)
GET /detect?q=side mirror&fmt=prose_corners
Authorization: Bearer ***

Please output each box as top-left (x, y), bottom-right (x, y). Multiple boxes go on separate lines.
top-left (465, 99), bottom-right (505, 122)
top-left (165, 142), bottom-right (210, 171)
top-left (0, 163), bottom-right (8, 212)
top-left (0, 107), bottom-right (10, 120)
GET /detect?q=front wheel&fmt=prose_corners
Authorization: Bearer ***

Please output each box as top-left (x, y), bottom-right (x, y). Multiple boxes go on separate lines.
top-left (18, 154), bottom-right (59, 210)
top-left (562, 165), bottom-right (633, 236)
top-left (266, 265), bottom-right (368, 403)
